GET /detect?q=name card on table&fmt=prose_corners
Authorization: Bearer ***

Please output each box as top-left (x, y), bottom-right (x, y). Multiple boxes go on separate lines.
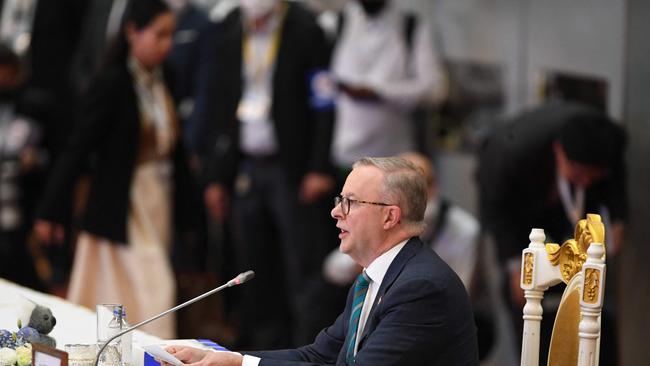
top-left (32, 343), bottom-right (68, 366)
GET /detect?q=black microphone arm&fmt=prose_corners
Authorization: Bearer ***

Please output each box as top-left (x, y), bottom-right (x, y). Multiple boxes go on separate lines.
top-left (93, 270), bottom-right (255, 366)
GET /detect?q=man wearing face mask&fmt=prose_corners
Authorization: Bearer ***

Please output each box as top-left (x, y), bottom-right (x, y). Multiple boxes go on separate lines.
top-left (329, 0), bottom-right (446, 179)
top-left (197, 0), bottom-right (336, 349)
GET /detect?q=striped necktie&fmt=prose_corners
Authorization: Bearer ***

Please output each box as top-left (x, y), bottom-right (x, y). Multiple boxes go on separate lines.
top-left (346, 271), bottom-right (371, 364)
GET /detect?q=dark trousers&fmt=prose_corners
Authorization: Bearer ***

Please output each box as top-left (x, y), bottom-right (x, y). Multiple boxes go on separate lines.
top-left (0, 229), bottom-right (44, 290)
top-left (230, 157), bottom-right (337, 349)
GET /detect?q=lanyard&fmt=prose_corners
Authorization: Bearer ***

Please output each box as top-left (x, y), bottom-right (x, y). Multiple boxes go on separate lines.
top-left (557, 173), bottom-right (585, 225)
top-left (242, 3), bottom-right (287, 83)
top-left (128, 58), bottom-right (174, 157)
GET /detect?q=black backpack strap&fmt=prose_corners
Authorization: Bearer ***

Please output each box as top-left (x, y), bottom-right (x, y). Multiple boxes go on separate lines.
top-left (404, 13), bottom-right (417, 53)
top-left (431, 197), bottom-right (451, 243)
top-left (336, 11), bottom-right (345, 41)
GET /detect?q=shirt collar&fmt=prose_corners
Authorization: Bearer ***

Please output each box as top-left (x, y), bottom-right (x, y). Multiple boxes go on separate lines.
top-left (243, 5), bottom-right (282, 35)
top-left (364, 239), bottom-right (408, 285)
top-left (127, 56), bottom-right (163, 87)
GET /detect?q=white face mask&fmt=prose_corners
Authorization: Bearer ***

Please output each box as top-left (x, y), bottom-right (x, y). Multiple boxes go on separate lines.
top-left (240, 0), bottom-right (278, 20)
top-left (165, 0), bottom-right (189, 12)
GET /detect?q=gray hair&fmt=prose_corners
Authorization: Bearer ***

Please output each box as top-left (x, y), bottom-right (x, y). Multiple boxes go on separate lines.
top-left (353, 157), bottom-right (427, 232)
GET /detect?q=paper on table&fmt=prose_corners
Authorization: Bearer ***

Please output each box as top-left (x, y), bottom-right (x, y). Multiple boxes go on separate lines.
top-left (141, 345), bottom-right (184, 366)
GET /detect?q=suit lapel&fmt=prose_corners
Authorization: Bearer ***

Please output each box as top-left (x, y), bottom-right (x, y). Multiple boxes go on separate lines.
top-left (357, 238), bottom-right (422, 349)
top-left (271, 1), bottom-right (290, 114)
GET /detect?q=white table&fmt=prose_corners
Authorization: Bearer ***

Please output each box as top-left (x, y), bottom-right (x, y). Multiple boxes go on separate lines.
top-left (0, 278), bottom-right (161, 348)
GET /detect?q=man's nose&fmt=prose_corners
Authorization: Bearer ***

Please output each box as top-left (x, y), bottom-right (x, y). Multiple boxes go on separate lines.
top-left (331, 203), bottom-right (343, 219)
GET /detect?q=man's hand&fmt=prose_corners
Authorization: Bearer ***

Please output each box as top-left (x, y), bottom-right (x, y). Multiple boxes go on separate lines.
top-left (510, 265), bottom-right (525, 309)
top-left (299, 172), bottom-right (335, 204)
top-left (164, 346), bottom-right (243, 366)
top-left (191, 351), bottom-right (243, 366)
top-left (33, 219), bottom-right (65, 245)
top-left (20, 147), bottom-right (39, 172)
top-left (337, 81), bottom-right (381, 101)
top-left (204, 183), bottom-right (230, 221)
top-left (165, 346), bottom-right (207, 364)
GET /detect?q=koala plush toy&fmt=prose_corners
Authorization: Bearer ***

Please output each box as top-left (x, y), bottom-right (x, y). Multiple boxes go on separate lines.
top-left (27, 305), bottom-right (56, 347)
top-left (17, 300), bottom-right (57, 348)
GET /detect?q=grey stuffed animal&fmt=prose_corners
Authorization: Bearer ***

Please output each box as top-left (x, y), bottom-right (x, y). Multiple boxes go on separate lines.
top-left (27, 305), bottom-right (57, 347)
top-left (17, 300), bottom-right (57, 348)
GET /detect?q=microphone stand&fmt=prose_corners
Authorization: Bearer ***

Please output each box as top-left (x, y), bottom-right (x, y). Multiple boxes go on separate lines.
top-left (93, 271), bottom-right (255, 366)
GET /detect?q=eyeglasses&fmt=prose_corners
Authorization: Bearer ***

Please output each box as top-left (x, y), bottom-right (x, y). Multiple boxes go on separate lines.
top-left (334, 194), bottom-right (391, 216)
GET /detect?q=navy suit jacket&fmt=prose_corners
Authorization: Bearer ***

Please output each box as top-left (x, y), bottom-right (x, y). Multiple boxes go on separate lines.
top-left (248, 237), bottom-right (479, 365)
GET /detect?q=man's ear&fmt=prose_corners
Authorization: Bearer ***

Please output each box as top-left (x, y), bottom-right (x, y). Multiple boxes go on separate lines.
top-left (383, 206), bottom-right (401, 230)
top-left (124, 22), bottom-right (138, 44)
top-left (553, 140), bottom-right (571, 176)
top-left (552, 140), bottom-right (562, 156)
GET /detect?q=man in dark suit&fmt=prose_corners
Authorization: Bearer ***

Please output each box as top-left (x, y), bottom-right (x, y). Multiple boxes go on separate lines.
top-left (165, 0), bottom-right (212, 153)
top-left (476, 101), bottom-right (626, 363)
top-left (166, 156), bottom-right (479, 365)
top-left (477, 101), bottom-right (626, 277)
top-left (197, 0), bottom-right (336, 348)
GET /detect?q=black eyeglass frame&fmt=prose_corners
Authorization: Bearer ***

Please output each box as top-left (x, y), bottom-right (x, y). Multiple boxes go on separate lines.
top-left (334, 194), bottom-right (391, 216)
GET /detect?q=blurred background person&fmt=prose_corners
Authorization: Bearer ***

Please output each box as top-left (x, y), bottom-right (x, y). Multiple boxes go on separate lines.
top-left (0, 44), bottom-right (51, 291)
top-left (477, 100), bottom-right (626, 364)
top-left (1, 0), bottom-right (85, 158)
top-left (165, 0), bottom-right (212, 156)
top-left (33, 0), bottom-right (196, 338)
top-left (197, 0), bottom-right (336, 349)
top-left (329, 0), bottom-right (446, 180)
top-left (71, 0), bottom-right (130, 96)
top-left (1, 0), bottom-right (86, 292)
top-left (401, 152), bottom-right (479, 288)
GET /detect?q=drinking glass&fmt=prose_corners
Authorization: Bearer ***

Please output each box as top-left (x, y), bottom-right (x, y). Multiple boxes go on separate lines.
top-left (65, 344), bottom-right (96, 366)
top-left (96, 304), bottom-right (123, 366)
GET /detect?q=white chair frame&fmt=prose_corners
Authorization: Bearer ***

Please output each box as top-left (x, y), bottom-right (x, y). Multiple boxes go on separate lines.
top-left (520, 214), bottom-right (606, 366)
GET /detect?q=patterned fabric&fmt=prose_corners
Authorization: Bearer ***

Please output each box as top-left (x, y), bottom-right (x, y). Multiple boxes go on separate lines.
top-left (346, 271), bottom-right (371, 364)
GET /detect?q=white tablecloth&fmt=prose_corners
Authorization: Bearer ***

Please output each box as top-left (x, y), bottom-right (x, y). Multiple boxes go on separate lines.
top-left (0, 278), bottom-right (161, 347)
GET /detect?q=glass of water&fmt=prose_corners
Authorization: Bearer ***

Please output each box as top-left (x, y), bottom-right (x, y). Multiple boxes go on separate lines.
top-left (96, 304), bottom-right (123, 366)
top-left (65, 344), bottom-right (96, 366)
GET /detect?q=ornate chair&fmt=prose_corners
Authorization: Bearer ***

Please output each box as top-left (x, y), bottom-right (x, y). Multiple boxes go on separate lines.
top-left (520, 214), bottom-right (606, 366)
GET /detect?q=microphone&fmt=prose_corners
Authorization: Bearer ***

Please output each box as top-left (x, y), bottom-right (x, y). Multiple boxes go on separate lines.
top-left (94, 270), bottom-right (255, 366)
top-left (227, 270), bottom-right (255, 286)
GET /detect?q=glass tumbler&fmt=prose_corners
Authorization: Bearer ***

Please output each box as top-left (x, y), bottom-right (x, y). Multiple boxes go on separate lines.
top-left (96, 304), bottom-right (124, 366)
top-left (65, 344), bottom-right (96, 366)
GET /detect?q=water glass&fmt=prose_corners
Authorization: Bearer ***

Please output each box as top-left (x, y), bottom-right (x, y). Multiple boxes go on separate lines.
top-left (96, 304), bottom-right (123, 344)
top-left (96, 304), bottom-right (123, 366)
top-left (65, 344), bottom-right (96, 366)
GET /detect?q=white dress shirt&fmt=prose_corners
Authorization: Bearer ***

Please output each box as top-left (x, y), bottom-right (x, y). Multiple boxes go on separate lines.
top-left (353, 239), bottom-right (407, 355)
